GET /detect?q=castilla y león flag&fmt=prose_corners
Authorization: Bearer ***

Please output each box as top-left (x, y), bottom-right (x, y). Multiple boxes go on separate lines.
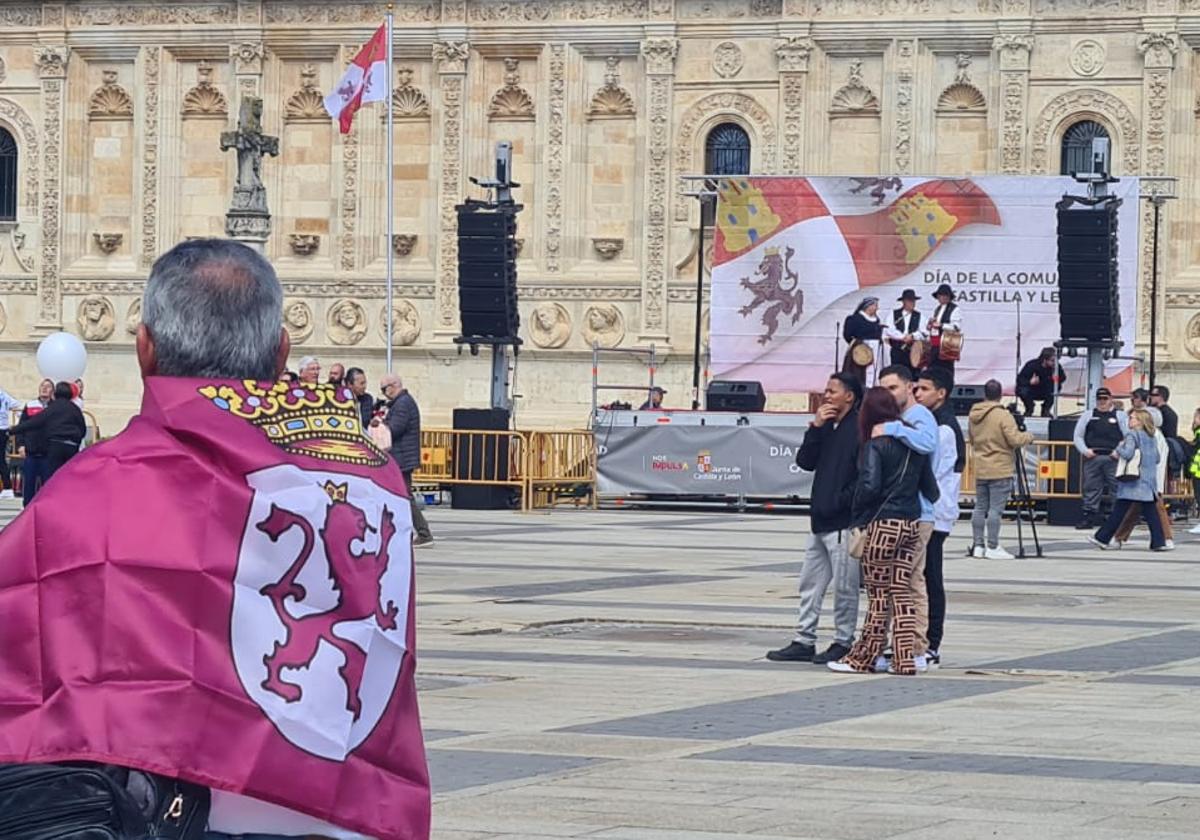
top-left (0, 378), bottom-right (430, 839)
top-left (325, 22), bottom-right (388, 134)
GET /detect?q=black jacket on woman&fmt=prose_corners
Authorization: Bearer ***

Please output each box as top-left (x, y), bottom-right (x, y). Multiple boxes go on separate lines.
top-left (842, 312), bottom-right (883, 343)
top-left (851, 436), bottom-right (934, 527)
top-left (10, 398), bottom-right (86, 449)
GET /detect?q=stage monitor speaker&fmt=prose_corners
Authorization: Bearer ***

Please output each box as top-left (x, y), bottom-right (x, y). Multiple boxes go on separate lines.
top-left (450, 408), bottom-right (514, 510)
top-left (706, 380), bottom-right (766, 412)
top-left (1057, 205), bottom-right (1119, 343)
top-left (950, 384), bottom-right (986, 416)
top-left (457, 206), bottom-right (520, 340)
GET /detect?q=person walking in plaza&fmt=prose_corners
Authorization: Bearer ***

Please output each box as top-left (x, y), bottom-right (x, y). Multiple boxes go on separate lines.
top-left (9, 381), bottom-right (87, 479)
top-left (1189, 407), bottom-right (1200, 534)
top-left (382, 373), bottom-right (434, 547)
top-left (14, 379), bottom-right (53, 505)
top-left (914, 367), bottom-right (963, 668)
top-left (1089, 409), bottom-right (1169, 551)
top-left (1073, 386), bottom-right (1128, 529)
top-left (1111, 405), bottom-right (1173, 549)
top-left (967, 380), bottom-right (1034, 558)
top-left (873, 364), bottom-right (938, 671)
top-left (1015, 347), bottom-right (1064, 418)
top-left (767, 372), bottom-right (863, 665)
top-left (828, 387), bottom-right (927, 676)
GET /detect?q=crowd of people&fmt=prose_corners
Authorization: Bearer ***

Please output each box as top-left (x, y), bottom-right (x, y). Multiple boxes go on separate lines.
top-left (768, 364), bottom-right (1200, 676)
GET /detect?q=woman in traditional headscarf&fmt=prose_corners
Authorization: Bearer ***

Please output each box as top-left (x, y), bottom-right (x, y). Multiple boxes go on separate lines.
top-left (841, 296), bottom-right (884, 386)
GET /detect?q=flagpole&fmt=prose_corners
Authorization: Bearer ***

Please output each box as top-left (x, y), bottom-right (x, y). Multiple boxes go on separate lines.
top-left (385, 9), bottom-right (395, 373)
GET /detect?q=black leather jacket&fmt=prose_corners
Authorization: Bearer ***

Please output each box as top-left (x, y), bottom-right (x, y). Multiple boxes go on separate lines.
top-left (852, 436), bottom-right (929, 527)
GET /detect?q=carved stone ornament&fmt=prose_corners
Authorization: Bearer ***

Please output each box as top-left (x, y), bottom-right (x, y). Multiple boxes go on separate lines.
top-left (488, 58), bottom-right (535, 120)
top-left (283, 299), bottom-right (314, 344)
top-left (231, 42), bottom-right (265, 76)
top-left (380, 300), bottom-right (421, 347)
top-left (1069, 40), bottom-right (1106, 77)
top-left (93, 232), bottom-right (123, 255)
top-left (937, 75), bottom-right (986, 112)
top-left (588, 57), bottom-right (635, 118)
top-left (432, 41), bottom-right (470, 74)
top-left (88, 70), bottom-right (134, 120)
top-left (392, 234), bottom-right (417, 257)
top-left (592, 237), bottom-right (624, 260)
top-left (327, 299), bottom-right (367, 345)
top-left (712, 42), bottom-right (744, 79)
top-left (126, 299), bottom-right (141, 336)
top-left (582, 304), bottom-right (624, 349)
top-left (391, 67), bottom-right (430, 119)
top-left (77, 296), bottom-right (116, 342)
top-left (831, 60), bottom-right (880, 112)
top-left (529, 302), bottom-right (571, 349)
top-left (514, 238), bottom-right (526, 258)
top-left (775, 37), bottom-right (815, 73)
top-left (1137, 32), bottom-right (1179, 69)
top-left (1186, 313), bottom-right (1200, 361)
top-left (288, 233), bottom-right (319, 256)
top-left (35, 46), bottom-right (69, 79)
top-left (284, 64), bottom-right (329, 123)
top-left (641, 38), bottom-right (678, 75)
top-left (182, 60), bottom-right (229, 118)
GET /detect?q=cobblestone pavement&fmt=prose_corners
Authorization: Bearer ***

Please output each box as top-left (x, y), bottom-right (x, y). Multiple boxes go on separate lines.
top-left (415, 506), bottom-right (1200, 840)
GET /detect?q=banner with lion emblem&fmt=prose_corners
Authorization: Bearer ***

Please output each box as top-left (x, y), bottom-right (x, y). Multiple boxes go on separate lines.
top-left (710, 176), bottom-right (1139, 394)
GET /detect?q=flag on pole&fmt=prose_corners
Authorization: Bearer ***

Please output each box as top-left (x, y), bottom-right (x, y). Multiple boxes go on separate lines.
top-left (325, 23), bottom-right (388, 134)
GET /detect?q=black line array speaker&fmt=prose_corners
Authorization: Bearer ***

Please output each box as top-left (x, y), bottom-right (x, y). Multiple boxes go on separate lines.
top-left (457, 207), bottom-right (520, 340)
top-left (1057, 204), bottom-right (1120, 343)
top-left (450, 408), bottom-right (514, 510)
top-left (707, 380), bottom-right (766, 412)
top-left (950, 384), bottom-right (986, 416)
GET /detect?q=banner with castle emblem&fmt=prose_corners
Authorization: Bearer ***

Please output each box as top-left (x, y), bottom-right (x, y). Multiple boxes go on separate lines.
top-left (710, 176), bottom-right (1140, 393)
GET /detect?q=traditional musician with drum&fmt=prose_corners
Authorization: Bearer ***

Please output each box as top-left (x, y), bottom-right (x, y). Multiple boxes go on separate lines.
top-left (926, 283), bottom-right (964, 381)
top-left (884, 288), bottom-right (927, 375)
top-left (842, 296), bottom-right (884, 386)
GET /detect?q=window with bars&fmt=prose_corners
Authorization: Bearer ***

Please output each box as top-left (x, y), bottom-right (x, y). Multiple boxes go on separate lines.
top-left (702, 123), bottom-right (751, 226)
top-left (0, 128), bottom-right (16, 222)
top-left (1060, 120), bottom-right (1110, 176)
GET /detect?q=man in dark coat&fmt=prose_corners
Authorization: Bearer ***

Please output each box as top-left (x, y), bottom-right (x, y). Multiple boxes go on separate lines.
top-left (10, 381), bottom-right (87, 479)
top-left (346, 366), bottom-right (374, 429)
top-left (382, 373), bottom-right (433, 546)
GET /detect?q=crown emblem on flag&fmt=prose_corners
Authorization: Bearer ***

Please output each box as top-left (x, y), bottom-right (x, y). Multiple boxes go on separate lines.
top-left (887, 193), bottom-right (959, 264)
top-left (716, 179), bottom-right (782, 254)
top-left (322, 480), bottom-right (350, 502)
top-left (198, 380), bottom-right (388, 466)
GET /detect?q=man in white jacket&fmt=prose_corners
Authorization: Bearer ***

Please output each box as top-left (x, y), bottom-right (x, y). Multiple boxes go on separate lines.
top-left (914, 366), bottom-right (963, 669)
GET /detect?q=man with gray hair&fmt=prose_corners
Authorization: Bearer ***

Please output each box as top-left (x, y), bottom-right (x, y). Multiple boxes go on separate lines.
top-left (382, 372), bottom-right (434, 546)
top-left (297, 355), bottom-right (320, 385)
top-left (0, 239), bottom-right (430, 839)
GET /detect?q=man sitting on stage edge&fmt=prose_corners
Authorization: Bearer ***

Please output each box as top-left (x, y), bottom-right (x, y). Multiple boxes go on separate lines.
top-left (1016, 347), bottom-right (1064, 418)
top-left (767, 372), bottom-right (863, 665)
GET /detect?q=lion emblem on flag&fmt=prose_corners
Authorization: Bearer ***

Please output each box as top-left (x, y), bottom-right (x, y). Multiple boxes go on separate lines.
top-left (231, 466), bottom-right (413, 760)
top-left (739, 245), bottom-right (803, 345)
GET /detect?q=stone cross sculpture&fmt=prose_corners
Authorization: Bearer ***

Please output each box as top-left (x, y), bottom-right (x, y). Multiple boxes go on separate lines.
top-left (220, 96), bottom-right (279, 247)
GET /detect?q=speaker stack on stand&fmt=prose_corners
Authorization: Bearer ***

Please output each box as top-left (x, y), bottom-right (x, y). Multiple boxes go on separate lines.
top-left (1056, 200), bottom-right (1120, 344)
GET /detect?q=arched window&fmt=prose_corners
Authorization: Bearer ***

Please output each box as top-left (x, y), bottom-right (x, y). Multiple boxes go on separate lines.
top-left (702, 123), bottom-right (750, 226)
top-left (1060, 120), bottom-right (1110, 176)
top-left (0, 127), bottom-right (16, 222)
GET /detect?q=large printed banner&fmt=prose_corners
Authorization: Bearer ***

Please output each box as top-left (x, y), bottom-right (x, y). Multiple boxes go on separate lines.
top-left (711, 176), bottom-right (1139, 393)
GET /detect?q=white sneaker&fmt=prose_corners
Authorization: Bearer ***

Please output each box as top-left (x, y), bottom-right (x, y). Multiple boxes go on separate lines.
top-left (913, 654), bottom-right (929, 674)
top-left (1154, 541), bottom-right (1176, 552)
top-left (826, 661), bottom-right (858, 673)
top-left (970, 545), bottom-right (985, 558)
top-left (1087, 535), bottom-right (1116, 550)
top-left (0, 489), bottom-right (12, 500)
top-left (984, 546), bottom-right (1015, 560)
top-left (1189, 524), bottom-right (1200, 535)
top-left (873, 655), bottom-right (890, 673)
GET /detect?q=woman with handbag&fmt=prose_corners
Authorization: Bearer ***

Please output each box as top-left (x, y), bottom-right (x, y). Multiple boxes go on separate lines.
top-left (828, 386), bottom-right (928, 676)
top-left (1089, 408), bottom-right (1169, 551)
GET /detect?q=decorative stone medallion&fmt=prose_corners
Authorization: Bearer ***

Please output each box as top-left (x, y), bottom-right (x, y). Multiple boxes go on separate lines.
top-left (1186, 313), bottom-right (1200, 360)
top-left (582, 304), bottom-right (624, 349)
top-left (77, 296), bottom-right (116, 342)
top-left (283, 299), bottom-right (314, 344)
top-left (1070, 40), bottom-right (1106, 77)
top-left (126, 299), bottom-right (141, 335)
top-left (379, 300), bottom-right (421, 347)
top-left (327, 299), bottom-right (367, 346)
top-left (712, 42), bottom-right (744, 79)
top-left (529, 302), bottom-right (571, 349)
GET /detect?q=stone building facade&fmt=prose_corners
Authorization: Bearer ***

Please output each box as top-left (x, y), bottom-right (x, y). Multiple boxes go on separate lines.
top-left (0, 0), bottom-right (1198, 432)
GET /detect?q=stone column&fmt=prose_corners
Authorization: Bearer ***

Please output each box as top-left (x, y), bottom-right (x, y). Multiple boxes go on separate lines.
top-left (433, 41), bottom-right (470, 335)
top-left (1136, 31), bottom-right (1178, 347)
top-left (339, 43), bottom-right (362, 273)
top-left (545, 44), bottom-right (566, 274)
top-left (992, 34), bottom-right (1033, 175)
top-left (892, 38), bottom-right (917, 175)
top-left (639, 37), bottom-right (678, 343)
top-left (34, 45), bottom-right (69, 333)
top-left (140, 46), bottom-right (161, 270)
top-left (775, 36), bottom-right (814, 175)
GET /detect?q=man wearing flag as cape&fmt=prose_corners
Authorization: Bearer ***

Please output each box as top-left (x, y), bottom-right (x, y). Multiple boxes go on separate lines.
top-left (0, 239), bottom-right (430, 839)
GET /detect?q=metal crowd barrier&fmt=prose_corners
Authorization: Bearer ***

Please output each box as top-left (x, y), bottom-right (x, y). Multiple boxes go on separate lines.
top-left (414, 428), bottom-right (597, 512)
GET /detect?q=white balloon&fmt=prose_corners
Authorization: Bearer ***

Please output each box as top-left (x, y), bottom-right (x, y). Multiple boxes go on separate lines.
top-left (36, 332), bottom-right (88, 383)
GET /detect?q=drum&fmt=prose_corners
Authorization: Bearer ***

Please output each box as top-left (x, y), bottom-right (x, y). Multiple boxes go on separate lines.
top-left (938, 331), bottom-right (964, 362)
top-left (909, 340), bottom-right (927, 369)
top-left (850, 340), bottom-right (874, 367)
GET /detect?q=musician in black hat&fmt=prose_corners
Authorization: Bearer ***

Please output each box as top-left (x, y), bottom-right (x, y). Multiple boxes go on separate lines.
top-left (926, 283), bottom-right (963, 381)
top-left (841, 296), bottom-right (884, 386)
top-left (883, 289), bottom-right (926, 374)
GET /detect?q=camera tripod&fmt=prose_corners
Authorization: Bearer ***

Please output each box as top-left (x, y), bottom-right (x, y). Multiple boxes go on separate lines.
top-left (1010, 443), bottom-right (1043, 558)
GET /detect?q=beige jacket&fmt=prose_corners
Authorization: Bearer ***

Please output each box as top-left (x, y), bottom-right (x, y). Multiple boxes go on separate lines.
top-left (968, 400), bottom-right (1035, 481)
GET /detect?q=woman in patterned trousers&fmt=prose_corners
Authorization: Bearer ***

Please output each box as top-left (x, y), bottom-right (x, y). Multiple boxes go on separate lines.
top-left (829, 386), bottom-right (929, 676)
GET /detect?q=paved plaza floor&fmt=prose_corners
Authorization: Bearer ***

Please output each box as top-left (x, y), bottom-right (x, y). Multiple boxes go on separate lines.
top-left (3, 499), bottom-right (1198, 838)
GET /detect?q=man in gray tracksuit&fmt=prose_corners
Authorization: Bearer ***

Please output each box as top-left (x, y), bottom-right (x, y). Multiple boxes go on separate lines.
top-left (1072, 386), bottom-right (1129, 529)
